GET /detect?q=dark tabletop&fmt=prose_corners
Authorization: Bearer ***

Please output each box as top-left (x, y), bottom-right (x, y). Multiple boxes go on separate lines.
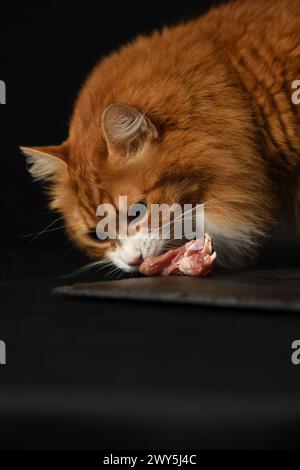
top-left (1, 247), bottom-right (300, 450)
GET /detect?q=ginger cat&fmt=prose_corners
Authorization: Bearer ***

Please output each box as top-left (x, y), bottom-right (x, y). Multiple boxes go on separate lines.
top-left (22, 0), bottom-right (300, 272)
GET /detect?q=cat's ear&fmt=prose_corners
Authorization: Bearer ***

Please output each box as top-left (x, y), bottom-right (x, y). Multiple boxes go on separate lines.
top-left (20, 144), bottom-right (68, 181)
top-left (102, 103), bottom-right (158, 160)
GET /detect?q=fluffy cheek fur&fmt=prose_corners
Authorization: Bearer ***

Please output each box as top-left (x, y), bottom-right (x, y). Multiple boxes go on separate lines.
top-left (48, 181), bottom-right (165, 272)
top-left (202, 161), bottom-right (275, 268)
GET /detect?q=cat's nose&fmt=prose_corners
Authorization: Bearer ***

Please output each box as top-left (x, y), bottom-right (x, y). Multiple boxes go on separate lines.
top-left (127, 255), bottom-right (143, 267)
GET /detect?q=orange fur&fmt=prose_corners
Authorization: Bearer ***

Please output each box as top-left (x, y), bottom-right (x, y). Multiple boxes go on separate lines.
top-left (23, 0), bottom-right (300, 269)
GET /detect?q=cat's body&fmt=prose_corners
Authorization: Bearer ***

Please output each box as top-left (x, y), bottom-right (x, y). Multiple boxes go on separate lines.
top-left (22, 0), bottom-right (300, 272)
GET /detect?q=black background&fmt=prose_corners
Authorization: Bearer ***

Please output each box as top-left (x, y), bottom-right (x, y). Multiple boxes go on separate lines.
top-left (1, 1), bottom-right (300, 452)
top-left (0, 0), bottom-right (225, 248)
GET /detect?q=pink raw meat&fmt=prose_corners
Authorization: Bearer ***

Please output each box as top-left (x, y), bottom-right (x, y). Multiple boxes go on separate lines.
top-left (139, 233), bottom-right (216, 277)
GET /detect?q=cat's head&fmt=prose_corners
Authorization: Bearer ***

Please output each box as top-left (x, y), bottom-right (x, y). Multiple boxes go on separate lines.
top-left (22, 102), bottom-right (274, 272)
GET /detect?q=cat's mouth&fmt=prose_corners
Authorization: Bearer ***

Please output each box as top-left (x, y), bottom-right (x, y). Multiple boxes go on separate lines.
top-left (125, 255), bottom-right (144, 267)
top-left (109, 237), bottom-right (193, 276)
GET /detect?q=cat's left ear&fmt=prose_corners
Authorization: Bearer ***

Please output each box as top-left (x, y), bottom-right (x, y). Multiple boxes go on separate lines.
top-left (102, 103), bottom-right (158, 161)
top-left (20, 143), bottom-right (68, 181)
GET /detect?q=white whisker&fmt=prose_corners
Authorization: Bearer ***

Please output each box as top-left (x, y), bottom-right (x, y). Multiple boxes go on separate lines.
top-left (62, 260), bottom-right (112, 279)
top-left (24, 216), bottom-right (65, 244)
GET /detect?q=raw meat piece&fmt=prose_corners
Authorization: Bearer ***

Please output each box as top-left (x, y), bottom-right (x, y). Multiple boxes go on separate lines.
top-left (139, 233), bottom-right (216, 277)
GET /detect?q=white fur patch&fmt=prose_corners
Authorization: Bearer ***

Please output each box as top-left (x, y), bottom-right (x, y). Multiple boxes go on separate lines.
top-left (205, 217), bottom-right (265, 268)
top-left (108, 234), bottom-right (164, 273)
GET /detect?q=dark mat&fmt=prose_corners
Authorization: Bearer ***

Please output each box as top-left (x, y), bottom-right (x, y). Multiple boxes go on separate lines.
top-left (2, 249), bottom-right (300, 449)
top-left (54, 268), bottom-right (300, 312)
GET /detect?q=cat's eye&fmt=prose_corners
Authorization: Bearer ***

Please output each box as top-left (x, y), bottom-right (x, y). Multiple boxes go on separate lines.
top-left (138, 200), bottom-right (147, 208)
top-left (88, 230), bottom-right (100, 242)
top-left (88, 229), bottom-right (109, 242)
top-left (128, 200), bottom-right (148, 222)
